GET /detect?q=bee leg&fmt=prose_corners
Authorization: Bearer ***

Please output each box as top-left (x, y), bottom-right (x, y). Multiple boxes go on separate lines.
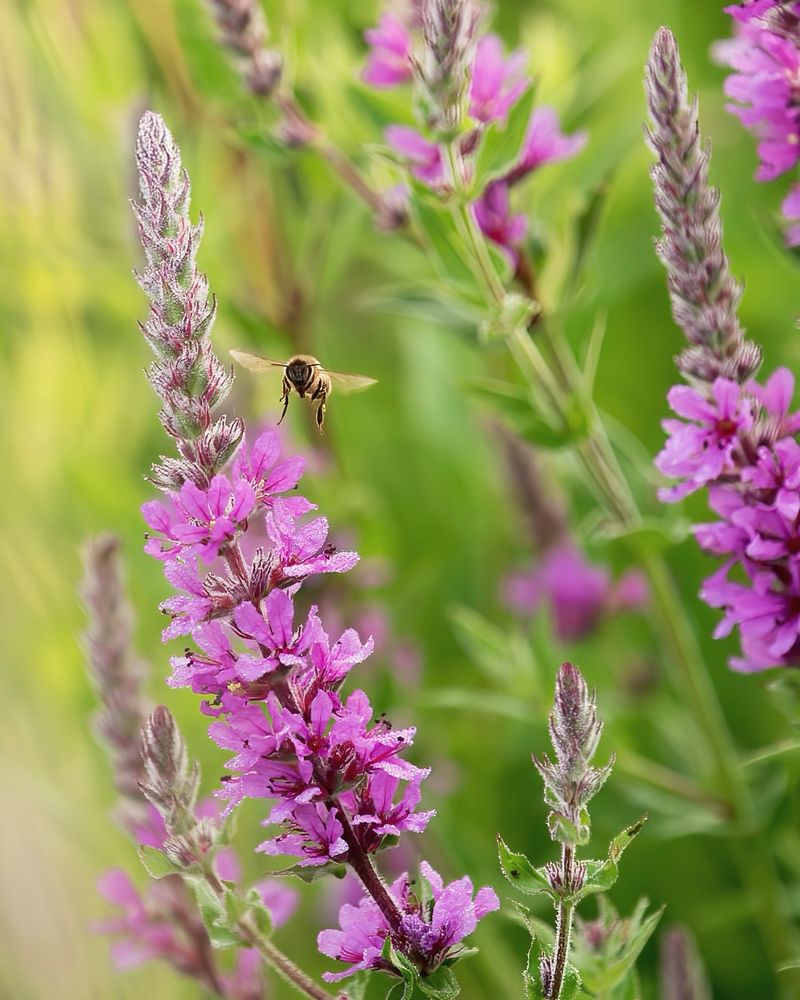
top-left (314, 394), bottom-right (327, 433)
top-left (277, 378), bottom-right (290, 425)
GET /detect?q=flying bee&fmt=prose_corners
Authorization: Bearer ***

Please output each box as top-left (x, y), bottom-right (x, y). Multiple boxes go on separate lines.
top-left (230, 351), bottom-right (377, 432)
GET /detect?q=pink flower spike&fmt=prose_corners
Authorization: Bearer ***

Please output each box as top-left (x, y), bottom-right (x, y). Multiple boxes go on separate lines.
top-left (469, 34), bottom-right (530, 124)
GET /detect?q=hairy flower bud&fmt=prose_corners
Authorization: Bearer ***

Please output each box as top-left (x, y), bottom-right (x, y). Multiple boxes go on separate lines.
top-left (418, 0), bottom-right (480, 131)
top-left (134, 112), bottom-right (234, 489)
top-left (645, 27), bottom-right (759, 386)
top-left (208, 0), bottom-right (283, 97)
top-left (139, 706), bottom-right (201, 836)
top-left (533, 663), bottom-right (614, 845)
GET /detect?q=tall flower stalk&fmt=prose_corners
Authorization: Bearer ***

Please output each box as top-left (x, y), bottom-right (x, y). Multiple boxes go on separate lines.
top-left (82, 535), bottom-right (285, 997)
top-left (648, 26), bottom-right (800, 673)
top-left (499, 663), bottom-right (657, 1000)
top-left (132, 109), bottom-right (497, 996)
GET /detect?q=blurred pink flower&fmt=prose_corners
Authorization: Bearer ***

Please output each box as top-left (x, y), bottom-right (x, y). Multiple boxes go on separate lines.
top-left (504, 542), bottom-right (648, 640)
top-left (363, 13), bottom-right (413, 87)
top-left (469, 34), bottom-right (529, 124)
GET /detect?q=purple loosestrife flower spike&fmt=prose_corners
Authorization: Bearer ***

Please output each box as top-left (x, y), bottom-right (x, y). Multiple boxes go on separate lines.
top-left (645, 28), bottom-right (761, 385)
top-left (647, 31), bottom-right (800, 671)
top-left (207, 0), bottom-right (283, 96)
top-left (532, 662), bottom-right (614, 846)
top-left (82, 535), bottom-right (150, 817)
top-left (133, 111), bottom-right (496, 991)
top-left (134, 112), bottom-right (243, 491)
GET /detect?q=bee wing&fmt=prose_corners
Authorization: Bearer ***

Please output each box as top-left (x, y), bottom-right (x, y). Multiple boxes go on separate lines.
top-left (324, 370), bottom-right (378, 395)
top-left (230, 350), bottom-right (288, 373)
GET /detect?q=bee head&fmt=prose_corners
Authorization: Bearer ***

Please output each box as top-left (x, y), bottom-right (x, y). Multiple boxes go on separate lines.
top-left (286, 360), bottom-right (313, 387)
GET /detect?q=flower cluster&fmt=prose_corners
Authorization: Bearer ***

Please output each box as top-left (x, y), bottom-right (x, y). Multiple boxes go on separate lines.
top-left (135, 110), bottom-right (496, 985)
top-left (714, 2), bottom-right (800, 246)
top-left (648, 28), bottom-right (800, 672)
top-left (318, 864), bottom-right (498, 982)
top-left (362, 1), bottom-right (586, 263)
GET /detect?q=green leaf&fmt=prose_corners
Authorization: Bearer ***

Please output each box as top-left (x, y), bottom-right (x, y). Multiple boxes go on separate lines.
top-left (387, 983), bottom-right (416, 1000)
top-left (524, 934), bottom-right (548, 1000)
top-left (548, 810), bottom-right (590, 847)
top-left (474, 87), bottom-right (536, 187)
top-left (410, 191), bottom-right (482, 298)
top-left (244, 885), bottom-right (273, 937)
top-left (599, 906), bottom-right (664, 992)
top-left (559, 964), bottom-right (583, 1000)
top-left (272, 860), bottom-right (348, 882)
top-left (186, 876), bottom-right (240, 949)
top-left (566, 174), bottom-right (613, 296)
top-left (383, 936), bottom-right (419, 986)
top-left (138, 845), bottom-right (178, 880)
top-left (418, 966), bottom-right (460, 998)
top-left (595, 518), bottom-right (690, 553)
top-left (609, 815), bottom-right (648, 864)
top-left (497, 836), bottom-right (554, 897)
top-left (575, 816), bottom-right (647, 902)
top-left (463, 378), bottom-right (573, 449)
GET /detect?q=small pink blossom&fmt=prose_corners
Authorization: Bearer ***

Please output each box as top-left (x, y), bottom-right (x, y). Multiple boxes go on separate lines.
top-left (656, 378), bottom-right (752, 501)
top-left (363, 14), bottom-right (413, 87)
top-left (385, 126), bottom-right (444, 186)
top-left (469, 34), bottom-right (529, 124)
top-left (508, 106), bottom-right (588, 182)
top-left (472, 181), bottom-right (527, 263)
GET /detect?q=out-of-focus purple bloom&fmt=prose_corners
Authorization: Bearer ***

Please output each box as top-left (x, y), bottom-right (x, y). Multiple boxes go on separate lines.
top-left (318, 864), bottom-right (499, 982)
top-left (469, 34), bottom-right (529, 124)
top-left (508, 106), bottom-right (588, 182)
top-left (715, 12), bottom-right (800, 182)
top-left (472, 181), bottom-right (527, 263)
top-left (363, 13), bottom-right (413, 87)
top-left (504, 542), bottom-right (647, 641)
top-left (655, 379), bottom-right (752, 501)
top-left (385, 126), bottom-right (444, 185)
top-left (95, 869), bottom-right (181, 971)
top-left (715, 4), bottom-right (800, 246)
top-left (726, 1), bottom-right (784, 22)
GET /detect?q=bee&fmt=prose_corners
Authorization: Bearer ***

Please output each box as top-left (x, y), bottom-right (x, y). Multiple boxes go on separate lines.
top-left (230, 351), bottom-right (377, 432)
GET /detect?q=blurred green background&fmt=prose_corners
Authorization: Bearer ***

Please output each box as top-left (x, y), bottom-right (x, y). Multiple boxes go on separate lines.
top-left (2, 0), bottom-right (800, 997)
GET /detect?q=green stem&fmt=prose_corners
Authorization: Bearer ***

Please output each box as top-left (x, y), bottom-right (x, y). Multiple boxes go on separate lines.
top-left (201, 868), bottom-right (336, 1000)
top-left (548, 845), bottom-right (575, 1000)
